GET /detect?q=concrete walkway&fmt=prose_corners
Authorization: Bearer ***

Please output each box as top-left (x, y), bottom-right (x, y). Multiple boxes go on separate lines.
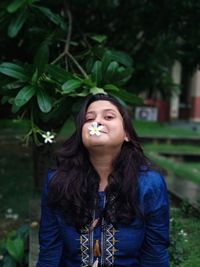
top-left (166, 174), bottom-right (200, 210)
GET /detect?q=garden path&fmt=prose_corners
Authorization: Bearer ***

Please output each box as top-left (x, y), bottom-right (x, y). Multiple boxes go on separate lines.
top-left (166, 175), bottom-right (200, 210)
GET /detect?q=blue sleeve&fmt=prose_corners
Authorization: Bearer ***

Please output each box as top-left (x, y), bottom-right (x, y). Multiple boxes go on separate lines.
top-left (139, 171), bottom-right (170, 267)
top-left (36, 170), bottom-right (63, 267)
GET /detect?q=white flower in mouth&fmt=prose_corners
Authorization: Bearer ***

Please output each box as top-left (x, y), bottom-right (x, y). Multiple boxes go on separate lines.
top-left (42, 131), bottom-right (55, 143)
top-left (88, 121), bottom-right (104, 136)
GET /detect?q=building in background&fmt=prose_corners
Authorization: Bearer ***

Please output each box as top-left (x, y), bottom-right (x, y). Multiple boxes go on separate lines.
top-left (135, 62), bottom-right (200, 123)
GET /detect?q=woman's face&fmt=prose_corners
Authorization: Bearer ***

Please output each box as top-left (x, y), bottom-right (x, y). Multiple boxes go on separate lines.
top-left (82, 100), bottom-right (128, 150)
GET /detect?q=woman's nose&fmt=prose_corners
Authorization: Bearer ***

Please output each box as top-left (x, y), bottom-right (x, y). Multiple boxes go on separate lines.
top-left (95, 117), bottom-right (103, 126)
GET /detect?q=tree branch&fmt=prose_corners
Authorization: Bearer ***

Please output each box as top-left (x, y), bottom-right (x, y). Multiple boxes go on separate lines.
top-left (65, 51), bottom-right (88, 78)
top-left (50, 51), bottom-right (88, 79)
top-left (63, 0), bottom-right (72, 70)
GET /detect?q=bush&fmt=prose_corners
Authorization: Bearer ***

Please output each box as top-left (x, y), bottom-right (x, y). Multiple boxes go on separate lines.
top-left (0, 224), bottom-right (29, 267)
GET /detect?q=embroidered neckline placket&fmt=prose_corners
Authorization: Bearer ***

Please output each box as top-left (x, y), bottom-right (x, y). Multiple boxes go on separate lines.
top-left (80, 194), bottom-right (116, 267)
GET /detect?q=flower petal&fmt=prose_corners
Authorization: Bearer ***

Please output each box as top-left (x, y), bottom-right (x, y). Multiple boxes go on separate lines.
top-left (92, 121), bottom-right (98, 127)
top-left (89, 131), bottom-right (95, 135)
top-left (88, 126), bottom-right (94, 130)
top-left (96, 131), bottom-right (101, 136)
top-left (98, 125), bottom-right (104, 131)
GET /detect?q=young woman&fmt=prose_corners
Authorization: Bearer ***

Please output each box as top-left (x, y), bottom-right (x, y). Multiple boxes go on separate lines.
top-left (36, 94), bottom-right (170, 267)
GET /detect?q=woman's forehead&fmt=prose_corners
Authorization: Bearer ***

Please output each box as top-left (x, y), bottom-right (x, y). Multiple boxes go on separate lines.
top-left (86, 100), bottom-right (119, 113)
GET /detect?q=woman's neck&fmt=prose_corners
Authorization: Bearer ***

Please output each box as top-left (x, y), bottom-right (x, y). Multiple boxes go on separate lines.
top-left (89, 149), bottom-right (119, 191)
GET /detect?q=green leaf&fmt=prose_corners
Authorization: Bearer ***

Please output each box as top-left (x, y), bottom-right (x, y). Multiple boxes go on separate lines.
top-left (89, 34), bottom-right (107, 43)
top-left (31, 69), bottom-right (39, 83)
top-left (101, 51), bottom-right (112, 74)
top-left (12, 102), bottom-right (21, 113)
top-left (86, 57), bottom-right (95, 73)
top-left (36, 6), bottom-right (67, 31)
top-left (7, 0), bottom-right (25, 13)
top-left (34, 42), bottom-right (49, 74)
top-left (61, 79), bottom-right (82, 93)
top-left (91, 60), bottom-right (102, 85)
top-left (90, 87), bottom-right (106, 95)
top-left (45, 64), bottom-right (72, 83)
top-left (1, 96), bottom-right (10, 104)
top-left (115, 67), bottom-right (134, 85)
top-left (104, 61), bottom-right (119, 81)
top-left (16, 224), bottom-right (29, 238)
top-left (110, 50), bottom-right (133, 67)
top-left (14, 85), bottom-right (36, 107)
top-left (6, 237), bottom-right (24, 263)
top-left (104, 84), bottom-right (119, 92)
top-left (0, 62), bottom-right (28, 80)
top-left (111, 90), bottom-right (143, 105)
top-left (37, 89), bottom-right (52, 113)
top-left (8, 10), bottom-right (28, 37)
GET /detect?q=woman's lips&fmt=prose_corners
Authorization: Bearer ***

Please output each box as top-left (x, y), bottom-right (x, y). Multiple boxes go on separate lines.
top-left (99, 130), bottom-right (108, 134)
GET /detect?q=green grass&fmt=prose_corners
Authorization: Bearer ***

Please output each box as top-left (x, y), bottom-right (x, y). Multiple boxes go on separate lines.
top-left (147, 152), bottom-right (200, 185)
top-left (143, 143), bottom-right (200, 154)
top-left (133, 120), bottom-right (200, 137)
top-left (183, 162), bottom-right (200, 173)
top-left (170, 206), bottom-right (200, 267)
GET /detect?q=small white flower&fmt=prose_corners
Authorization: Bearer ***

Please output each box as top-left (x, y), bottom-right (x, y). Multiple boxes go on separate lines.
top-left (7, 208), bottom-right (13, 214)
top-left (88, 122), bottom-right (104, 136)
top-left (42, 131), bottom-right (55, 143)
top-left (0, 254), bottom-right (4, 260)
top-left (12, 214), bottom-right (19, 220)
top-left (178, 229), bottom-right (187, 237)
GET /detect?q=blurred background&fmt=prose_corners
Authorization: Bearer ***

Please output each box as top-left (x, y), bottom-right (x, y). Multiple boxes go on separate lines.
top-left (0, 1), bottom-right (200, 266)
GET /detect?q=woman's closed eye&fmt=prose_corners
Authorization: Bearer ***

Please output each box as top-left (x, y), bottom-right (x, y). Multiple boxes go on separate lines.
top-left (85, 118), bottom-right (95, 122)
top-left (104, 115), bottom-right (115, 120)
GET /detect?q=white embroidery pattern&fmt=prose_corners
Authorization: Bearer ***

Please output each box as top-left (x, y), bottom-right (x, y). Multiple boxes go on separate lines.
top-left (80, 229), bottom-right (90, 267)
top-left (105, 224), bottom-right (116, 265)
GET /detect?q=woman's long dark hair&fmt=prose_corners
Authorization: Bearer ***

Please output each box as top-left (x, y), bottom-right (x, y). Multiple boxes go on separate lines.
top-left (48, 94), bottom-right (153, 230)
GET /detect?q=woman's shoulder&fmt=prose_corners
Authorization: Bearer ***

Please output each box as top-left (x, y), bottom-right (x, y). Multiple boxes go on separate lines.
top-left (137, 168), bottom-right (169, 214)
top-left (137, 168), bottom-right (167, 197)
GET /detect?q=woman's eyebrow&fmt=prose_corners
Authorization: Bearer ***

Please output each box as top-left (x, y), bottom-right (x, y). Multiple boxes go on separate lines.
top-left (86, 111), bottom-right (95, 115)
top-left (86, 109), bottom-right (117, 114)
top-left (103, 109), bottom-right (117, 114)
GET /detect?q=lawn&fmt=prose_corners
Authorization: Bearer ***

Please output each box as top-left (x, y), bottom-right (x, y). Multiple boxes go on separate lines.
top-left (169, 203), bottom-right (200, 267)
top-left (133, 120), bottom-right (200, 137)
top-left (146, 152), bottom-right (200, 185)
top-left (143, 143), bottom-right (200, 154)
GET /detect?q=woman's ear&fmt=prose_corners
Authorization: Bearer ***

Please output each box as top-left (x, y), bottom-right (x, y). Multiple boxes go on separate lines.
top-left (124, 135), bottom-right (129, 142)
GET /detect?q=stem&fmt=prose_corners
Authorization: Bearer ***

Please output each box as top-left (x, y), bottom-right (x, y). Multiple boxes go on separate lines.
top-left (51, 50), bottom-right (88, 78)
top-left (50, 1), bottom-right (88, 78)
top-left (63, 0), bottom-right (72, 55)
top-left (51, 51), bottom-right (66, 65)
top-left (65, 51), bottom-right (89, 78)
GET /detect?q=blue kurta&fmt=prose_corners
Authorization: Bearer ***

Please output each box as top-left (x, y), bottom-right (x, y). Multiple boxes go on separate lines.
top-left (36, 169), bottom-right (170, 267)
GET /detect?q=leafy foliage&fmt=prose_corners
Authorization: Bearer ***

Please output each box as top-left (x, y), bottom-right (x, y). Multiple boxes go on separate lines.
top-left (1, 0), bottom-right (200, 141)
top-left (0, 224), bottom-right (29, 267)
top-left (169, 216), bottom-right (187, 265)
top-left (0, 0), bottom-right (141, 144)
